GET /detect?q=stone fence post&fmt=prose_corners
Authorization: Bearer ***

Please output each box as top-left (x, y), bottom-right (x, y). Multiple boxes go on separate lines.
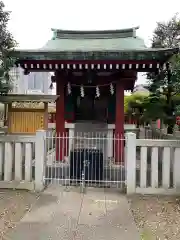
top-left (35, 130), bottom-right (46, 191)
top-left (125, 132), bottom-right (136, 194)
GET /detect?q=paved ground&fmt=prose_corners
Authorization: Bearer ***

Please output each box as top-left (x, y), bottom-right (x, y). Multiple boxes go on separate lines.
top-left (5, 186), bottom-right (140, 240)
top-left (0, 190), bottom-right (39, 239)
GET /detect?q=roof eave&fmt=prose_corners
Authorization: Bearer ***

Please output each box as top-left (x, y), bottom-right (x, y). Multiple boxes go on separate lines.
top-left (12, 47), bottom-right (179, 54)
top-left (50, 27), bottom-right (140, 35)
top-left (10, 47), bottom-right (179, 63)
top-left (0, 94), bottom-right (59, 103)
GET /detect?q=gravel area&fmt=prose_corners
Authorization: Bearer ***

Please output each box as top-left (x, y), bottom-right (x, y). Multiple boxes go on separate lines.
top-left (128, 195), bottom-right (180, 240)
top-left (0, 190), bottom-right (39, 239)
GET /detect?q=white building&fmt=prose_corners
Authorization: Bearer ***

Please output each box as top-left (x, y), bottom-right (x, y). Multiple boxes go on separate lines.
top-left (133, 84), bottom-right (149, 94)
top-left (10, 67), bottom-right (52, 95)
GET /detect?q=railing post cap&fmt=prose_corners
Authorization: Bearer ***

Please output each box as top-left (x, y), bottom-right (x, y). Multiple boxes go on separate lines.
top-left (36, 130), bottom-right (46, 138)
top-left (36, 130), bottom-right (46, 132)
top-left (126, 132), bottom-right (136, 136)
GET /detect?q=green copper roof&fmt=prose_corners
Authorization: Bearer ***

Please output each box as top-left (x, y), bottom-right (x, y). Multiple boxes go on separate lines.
top-left (12, 27), bottom-right (179, 62)
top-left (12, 48), bottom-right (178, 62)
top-left (51, 27), bottom-right (139, 39)
top-left (41, 27), bottom-right (147, 51)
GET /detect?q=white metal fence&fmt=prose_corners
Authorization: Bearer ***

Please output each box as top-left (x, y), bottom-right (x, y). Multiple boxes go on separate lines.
top-left (0, 129), bottom-right (180, 195)
top-left (45, 132), bottom-right (126, 190)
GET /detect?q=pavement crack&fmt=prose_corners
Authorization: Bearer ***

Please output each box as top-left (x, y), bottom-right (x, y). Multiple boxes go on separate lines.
top-left (104, 191), bottom-right (108, 214)
top-left (76, 193), bottom-right (85, 227)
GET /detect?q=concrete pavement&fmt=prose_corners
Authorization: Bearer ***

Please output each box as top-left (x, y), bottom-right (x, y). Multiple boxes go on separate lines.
top-left (5, 186), bottom-right (140, 240)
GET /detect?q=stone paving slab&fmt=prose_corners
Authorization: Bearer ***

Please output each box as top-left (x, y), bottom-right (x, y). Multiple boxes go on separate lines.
top-left (78, 189), bottom-right (106, 225)
top-left (74, 224), bottom-right (139, 240)
top-left (5, 185), bottom-right (140, 240)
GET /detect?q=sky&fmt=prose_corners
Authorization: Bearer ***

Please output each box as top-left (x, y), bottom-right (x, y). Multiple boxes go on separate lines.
top-left (3, 0), bottom-right (180, 85)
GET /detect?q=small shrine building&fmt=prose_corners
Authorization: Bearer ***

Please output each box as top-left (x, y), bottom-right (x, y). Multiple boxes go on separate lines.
top-left (12, 27), bottom-right (178, 161)
top-left (0, 94), bottom-right (58, 134)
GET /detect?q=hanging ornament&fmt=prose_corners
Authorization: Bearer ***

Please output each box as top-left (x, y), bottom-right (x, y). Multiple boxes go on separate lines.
top-left (67, 82), bottom-right (71, 95)
top-left (110, 83), bottom-right (114, 95)
top-left (96, 86), bottom-right (100, 98)
top-left (51, 75), bottom-right (56, 83)
top-left (80, 85), bottom-right (85, 97)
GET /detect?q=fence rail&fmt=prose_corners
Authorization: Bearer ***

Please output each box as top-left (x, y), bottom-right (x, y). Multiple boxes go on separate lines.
top-left (0, 135), bottom-right (36, 190)
top-left (0, 129), bottom-right (54, 191)
top-left (126, 133), bottom-right (180, 195)
top-left (0, 129), bottom-right (179, 195)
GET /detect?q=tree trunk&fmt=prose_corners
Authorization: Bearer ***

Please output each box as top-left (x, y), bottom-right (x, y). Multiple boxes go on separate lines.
top-left (4, 103), bottom-right (7, 126)
top-left (166, 100), bottom-right (175, 134)
top-left (167, 121), bottom-right (174, 134)
top-left (166, 63), bottom-right (174, 135)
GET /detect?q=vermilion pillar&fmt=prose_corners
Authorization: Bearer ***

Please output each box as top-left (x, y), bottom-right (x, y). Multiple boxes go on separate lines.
top-left (56, 75), bottom-right (66, 161)
top-left (115, 81), bottom-right (124, 163)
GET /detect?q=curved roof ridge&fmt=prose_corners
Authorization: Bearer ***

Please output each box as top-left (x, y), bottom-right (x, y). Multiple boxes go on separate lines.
top-left (51, 27), bottom-right (139, 39)
top-left (51, 26), bottom-right (139, 33)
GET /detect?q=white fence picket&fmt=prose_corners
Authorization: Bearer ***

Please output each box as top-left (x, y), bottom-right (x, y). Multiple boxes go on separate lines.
top-left (162, 147), bottom-right (170, 189)
top-left (173, 147), bottom-right (180, 189)
top-left (15, 143), bottom-right (23, 181)
top-left (140, 147), bottom-right (147, 188)
top-left (25, 143), bottom-right (32, 181)
top-left (0, 143), bottom-right (3, 180)
top-left (151, 147), bottom-right (159, 188)
top-left (4, 142), bottom-right (13, 181)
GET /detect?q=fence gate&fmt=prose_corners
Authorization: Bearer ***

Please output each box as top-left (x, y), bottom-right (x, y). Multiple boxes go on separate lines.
top-left (44, 132), bottom-right (126, 191)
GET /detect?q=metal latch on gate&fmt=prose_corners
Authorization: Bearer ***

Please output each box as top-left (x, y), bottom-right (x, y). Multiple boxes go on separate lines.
top-left (84, 159), bottom-right (90, 167)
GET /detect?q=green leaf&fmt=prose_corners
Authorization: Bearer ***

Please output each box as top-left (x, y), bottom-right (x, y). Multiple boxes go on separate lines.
top-left (0, 1), bottom-right (17, 95)
top-left (145, 14), bottom-right (180, 131)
